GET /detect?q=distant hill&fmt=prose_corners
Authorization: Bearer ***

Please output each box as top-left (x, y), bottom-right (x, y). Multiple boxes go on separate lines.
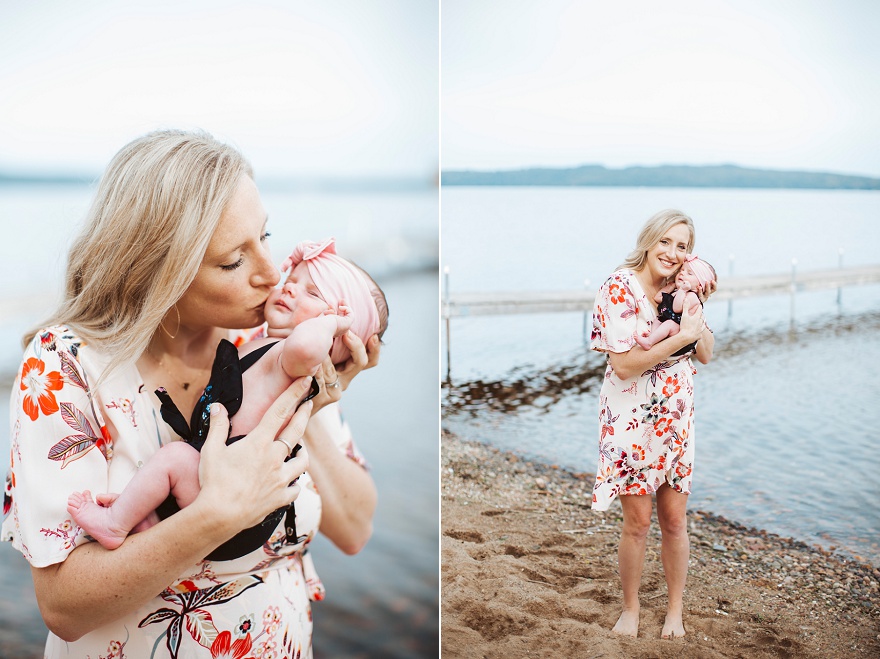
top-left (0, 171), bottom-right (96, 186)
top-left (441, 164), bottom-right (880, 190)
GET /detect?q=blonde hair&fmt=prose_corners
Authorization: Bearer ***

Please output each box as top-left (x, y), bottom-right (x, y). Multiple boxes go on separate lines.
top-left (619, 209), bottom-right (696, 272)
top-left (28, 129), bottom-right (253, 377)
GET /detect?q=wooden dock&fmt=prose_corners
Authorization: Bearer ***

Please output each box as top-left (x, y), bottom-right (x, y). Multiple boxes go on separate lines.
top-left (442, 264), bottom-right (880, 317)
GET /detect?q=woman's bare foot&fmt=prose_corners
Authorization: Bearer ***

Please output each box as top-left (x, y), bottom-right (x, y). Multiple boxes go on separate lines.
top-left (612, 607), bottom-right (640, 637)
top-left (661, 612), bottom-right (685, 639)
top-left (66, 490), bottom-right (128, 550)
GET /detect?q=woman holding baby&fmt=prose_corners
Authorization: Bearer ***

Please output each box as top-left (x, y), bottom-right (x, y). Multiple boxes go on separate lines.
top-left (1, 130), bottom-right (380, 657)
top-left (590, 209), bottom-right (715, 639)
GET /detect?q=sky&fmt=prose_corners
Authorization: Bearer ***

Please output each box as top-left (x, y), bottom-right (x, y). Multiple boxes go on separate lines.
top-left (442, 0), bottom-right (880, 177)
top-left (0, 0), bottom-right (438, 180)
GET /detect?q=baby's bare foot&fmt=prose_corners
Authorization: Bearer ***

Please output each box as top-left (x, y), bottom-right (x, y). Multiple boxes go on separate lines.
top-left (661, 613), bottom-right (685, 639)
top-left (66, 490), bottom-right (127, 550)
top-left (612, 608), bottom-right (639, 637)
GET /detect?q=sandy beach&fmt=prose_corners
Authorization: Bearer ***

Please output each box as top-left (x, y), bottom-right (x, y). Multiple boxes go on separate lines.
top-left (441, 429), bottom-right (880, 658)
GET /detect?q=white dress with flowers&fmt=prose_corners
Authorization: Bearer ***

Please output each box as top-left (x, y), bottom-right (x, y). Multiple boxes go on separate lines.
top-left (2, 325), bottom-right (367, 659)
top-left (590, 269), bottom-right (699, 511)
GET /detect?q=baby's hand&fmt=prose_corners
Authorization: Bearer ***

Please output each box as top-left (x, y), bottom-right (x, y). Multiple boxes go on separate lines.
top-left (327, 301), bottom-right (354, 336)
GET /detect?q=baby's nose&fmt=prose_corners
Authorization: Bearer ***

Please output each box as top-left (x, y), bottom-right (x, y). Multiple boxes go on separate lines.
top-left (283, 281), bottom-right (296, 296)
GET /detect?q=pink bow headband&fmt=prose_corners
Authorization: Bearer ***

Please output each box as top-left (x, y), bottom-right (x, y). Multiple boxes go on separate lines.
top-left (281, 238), bottom-right (380, 364)
top-left (683, 254), bottom-right (714, 290)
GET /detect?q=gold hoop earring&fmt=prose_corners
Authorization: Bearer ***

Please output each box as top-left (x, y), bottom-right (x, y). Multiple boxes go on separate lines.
top-left (159, 305), bottom-right (181, 340)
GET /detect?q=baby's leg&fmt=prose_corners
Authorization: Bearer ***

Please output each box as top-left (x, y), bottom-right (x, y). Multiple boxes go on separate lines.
top-left (635, 320), bottom-right (680, 351)
top-left (67, 441), bottom-right (201, 550)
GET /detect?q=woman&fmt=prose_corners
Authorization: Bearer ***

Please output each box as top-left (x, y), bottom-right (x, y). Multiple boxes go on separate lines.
top-left (590, 209), bottom-right (715, 639)
top-left (1, 130), bottom-right (378, 657)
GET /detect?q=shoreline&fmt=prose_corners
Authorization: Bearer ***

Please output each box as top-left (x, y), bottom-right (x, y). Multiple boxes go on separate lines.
top-left (441, 429), bottom-right (880, 658)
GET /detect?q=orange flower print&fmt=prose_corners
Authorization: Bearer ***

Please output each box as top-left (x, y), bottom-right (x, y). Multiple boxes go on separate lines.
top-left (631, 444), bottom-right (646, 461)
top-left (662, 375), bottom-right (681, 397)
top-left (210, 630), bottom-right (253, 659)
top-left (654, 417), bottom-right (674, 438)
top-left (20, 358), bottom-right (63, 421)
top-left (608, 283), bottom-right (626, 305)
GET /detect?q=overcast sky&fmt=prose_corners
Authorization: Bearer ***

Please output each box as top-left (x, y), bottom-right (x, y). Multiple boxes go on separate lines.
top-left (0, 0), bottom-right (438, 179)
top-left (442, 0), bottom-right (880, 177)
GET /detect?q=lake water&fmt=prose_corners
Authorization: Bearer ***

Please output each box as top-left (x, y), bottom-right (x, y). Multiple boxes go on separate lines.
top-left (441, 186), bottom-right (880, 567)
top-left (0, 184), bottom-right (439, 657)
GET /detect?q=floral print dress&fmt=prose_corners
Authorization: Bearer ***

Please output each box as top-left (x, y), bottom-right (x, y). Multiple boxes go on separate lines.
top-left (590, 269), bottom-right (699, 511)
top-left (2, 325), bottom-right (367, 659)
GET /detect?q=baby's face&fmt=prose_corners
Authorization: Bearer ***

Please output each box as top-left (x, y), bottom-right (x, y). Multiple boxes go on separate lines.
top-left (675, 264), bottom-right (701, 291)
top-left (265, 261), bottom-right (331, 335)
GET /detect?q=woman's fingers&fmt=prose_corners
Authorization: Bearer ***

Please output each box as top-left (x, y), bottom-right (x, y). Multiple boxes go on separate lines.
top-left (336, 332), bottom-right (381, 390)
top-left (252, 376), bottom-right (314, 446)
top-left (680, 304), bottom-right (704, 340)
top-left (699, 280), bottom-right (717, 303)
top-left (200, 403), bottom-right (230, 463)
top-left (308, 359), bottom-right (341, 413)
top-left (273, 396), bottom-right (313, 461)
top-left (282, 449), bottom-right (310, 488)
top-left (364, 334), bottom-right (381, 369)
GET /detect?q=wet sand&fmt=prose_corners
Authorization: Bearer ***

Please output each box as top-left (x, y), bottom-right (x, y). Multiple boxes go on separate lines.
top-left (441, 430), bottom-right (880, 658)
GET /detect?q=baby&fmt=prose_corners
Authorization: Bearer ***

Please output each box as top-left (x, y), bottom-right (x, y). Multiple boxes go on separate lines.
top-left (635, 255), bottom-right (715, 356)
top-left (67, 238), bottom-right (388, 558)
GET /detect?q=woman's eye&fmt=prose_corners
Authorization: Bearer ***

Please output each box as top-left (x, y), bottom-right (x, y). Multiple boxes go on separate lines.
top-left (261, 231), bottom-right (271, 242)
top-left (220, 257), bottom-right (244, 271)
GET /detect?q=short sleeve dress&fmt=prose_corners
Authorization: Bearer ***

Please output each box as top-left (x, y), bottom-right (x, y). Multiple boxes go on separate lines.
top-left (589, 269), bottom-right (698, 511)
top-left (1, 325), bottom-right (367, 659)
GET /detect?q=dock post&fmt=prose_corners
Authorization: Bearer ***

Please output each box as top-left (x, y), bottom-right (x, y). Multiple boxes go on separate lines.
top-left (444, 266), bottom-right (451, 382)
top-left (582, 279), bottom-right (590, 343)
top-left (727, 254), bottom-right (735, 322)
top-left (789, 258), bottom-right (797, 329)
top-left (837, 248), bottom-right (844, 310)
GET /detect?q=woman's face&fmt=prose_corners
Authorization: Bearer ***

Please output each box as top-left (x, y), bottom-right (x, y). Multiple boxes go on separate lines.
top-left (645, 223), bottom-right (691, 282)
top-left (264, 262), bottom-right (332, 336)
top-left (177, 175), bottom-right (280, 331)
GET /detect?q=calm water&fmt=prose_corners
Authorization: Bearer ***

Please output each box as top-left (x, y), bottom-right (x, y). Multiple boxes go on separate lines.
top-left (441, 186), bottom-right (880, 566)
top-left (0, 184), bottom-right (439, 657)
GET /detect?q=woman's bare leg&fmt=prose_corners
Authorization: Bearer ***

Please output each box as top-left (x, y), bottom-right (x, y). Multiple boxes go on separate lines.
top-left (656, 484), bottom-right (690, 638)
top-left (613, 494), bottom-right (653, 637)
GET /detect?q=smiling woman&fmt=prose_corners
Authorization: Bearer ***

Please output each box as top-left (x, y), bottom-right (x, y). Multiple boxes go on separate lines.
top-left (1, 129), bottom-right (380, 658)
top-left (590, 209), bottom-right (715, 639)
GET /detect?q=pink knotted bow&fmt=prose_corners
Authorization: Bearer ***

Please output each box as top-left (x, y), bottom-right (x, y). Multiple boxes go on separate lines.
top-left (682, 254), bottom-right (714, 290)
top-left (281, 238), bottom-right (380, 364)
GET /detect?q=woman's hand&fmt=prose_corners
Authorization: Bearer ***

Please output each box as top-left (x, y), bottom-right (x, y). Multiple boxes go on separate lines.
top-left (310, 332), bottom-right (381, 412)
top-left (197, 377), bottom-right (313, 533)
top-left (679, 302), bottom-right (706, 344)
top-left (337, 332), bottom-right (381, 388)
top-left (31, 378), bottom-right (315, 642)
top-left (697, 279), bottom-right (717, 303)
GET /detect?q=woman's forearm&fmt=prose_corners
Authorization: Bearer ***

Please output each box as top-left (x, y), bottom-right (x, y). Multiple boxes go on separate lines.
top-left (303, 407), bottom-right (377, 555)
top-left (32, 498), bottom-right (237, 641)
top-left (694, 326), bottom-right (714, 363)
top-left (609, 331), bottom-right (696, 380)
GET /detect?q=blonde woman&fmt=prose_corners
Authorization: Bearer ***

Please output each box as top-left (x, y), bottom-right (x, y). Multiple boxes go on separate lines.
top-left (2, 130), bottom-right (379, 658)
top-left (590, 209), bottom-right (715, 639)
